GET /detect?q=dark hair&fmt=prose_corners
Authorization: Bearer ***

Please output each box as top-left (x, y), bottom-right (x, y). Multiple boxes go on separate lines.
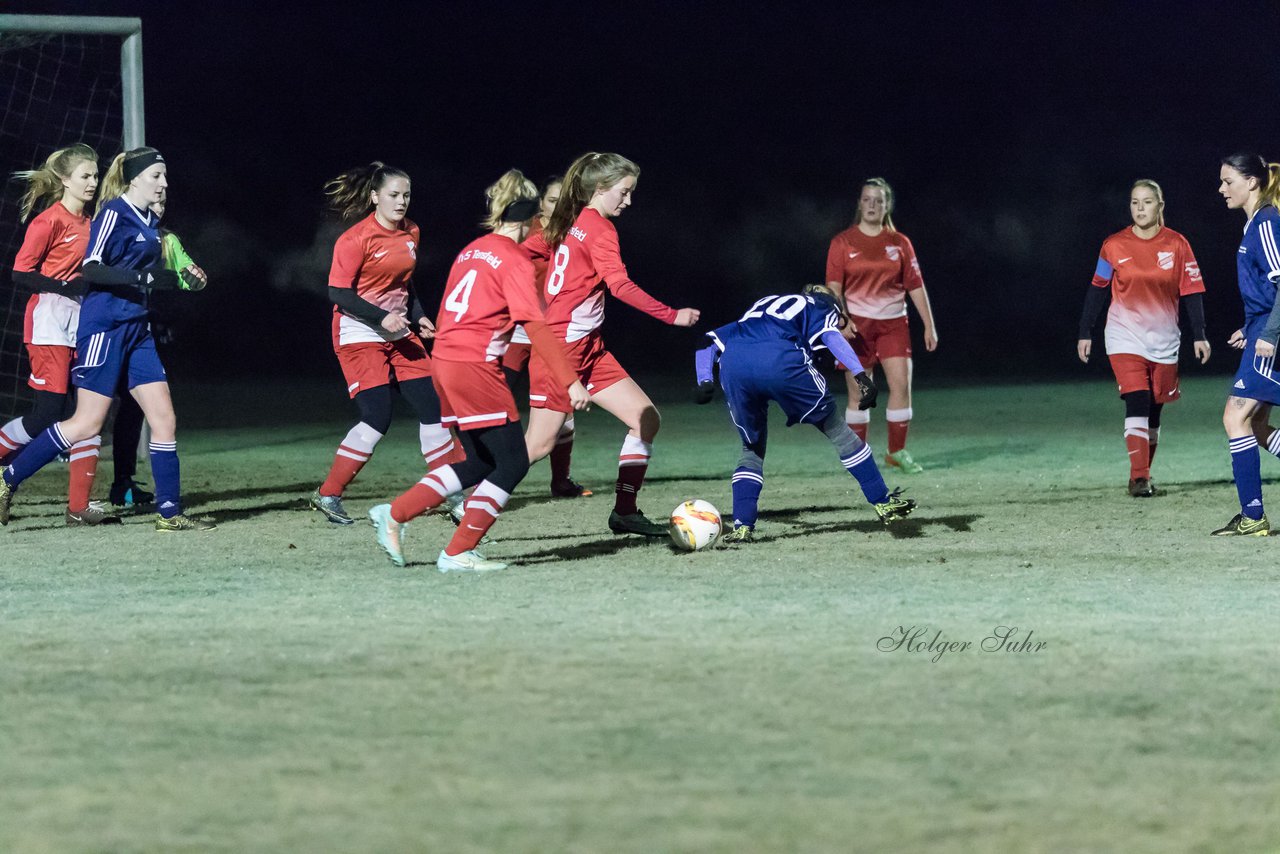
top-left (324, 161), bottom-right (410, 221)
top-left (1221, 152), bottom-right (1280, 210)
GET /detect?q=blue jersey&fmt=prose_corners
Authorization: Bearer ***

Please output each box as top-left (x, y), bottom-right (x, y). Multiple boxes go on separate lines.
top-left (1237, 205), bottom-right (1280, 331)
top-left (708, 294), bottom-right (841, 355)
top-left (79, 195), bottom-right (163, 333)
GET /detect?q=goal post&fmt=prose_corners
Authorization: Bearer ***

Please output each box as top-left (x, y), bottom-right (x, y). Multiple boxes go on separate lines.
top-left (0, 14), bottom-right (143, 422)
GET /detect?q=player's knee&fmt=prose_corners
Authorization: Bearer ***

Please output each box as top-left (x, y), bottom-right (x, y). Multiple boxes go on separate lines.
top-left (355, 387), bottom-right (394, 434)
top-left (737, 445), bottom-right (765, 473)
top-left (1122, 390), bottom-right (1153, 418)
top-left (637, 404), bottom-right (661, 440)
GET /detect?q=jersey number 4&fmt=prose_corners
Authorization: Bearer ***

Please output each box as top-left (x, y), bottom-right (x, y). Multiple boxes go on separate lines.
top-left (445, 269), bottom-right (477, 321)
top-left (739, 294), bottom-right (806, 322)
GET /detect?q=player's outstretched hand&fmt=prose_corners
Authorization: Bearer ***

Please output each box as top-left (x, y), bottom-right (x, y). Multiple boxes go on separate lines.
top-left (1194, 339), bottom-right (1211, 364)
top-left (1229, 329), bottom-right (1246, 350)
top-left (416, 317), bottom-right (436, 340)
top-left (381, 312), bottom-right (410, 334)
top-left (673, 308), bottom-right (700, 327)
top-left (568, 381), bottom-right (591, 411)
top-left (855, 371), bottom-right (878, 410)
top-left (694, 381), bottom-right (715, 405)
top-left (1077, 339), bottom-right (1091, 363)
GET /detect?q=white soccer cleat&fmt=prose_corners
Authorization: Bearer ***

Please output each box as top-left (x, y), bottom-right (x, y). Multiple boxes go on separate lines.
top-left (436, 549), bottom-right (507, 573)
top-left (435, 490), bottom-right (466, 525)
top-left (368, 503), bottom-right (406, 567)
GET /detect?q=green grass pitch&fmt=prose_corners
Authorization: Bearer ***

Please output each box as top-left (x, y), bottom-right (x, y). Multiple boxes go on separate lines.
top-left (2, 376), bottom-right (1278, 852)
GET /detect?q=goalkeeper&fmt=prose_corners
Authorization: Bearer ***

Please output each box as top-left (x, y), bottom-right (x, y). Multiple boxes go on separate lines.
top-left (694, 284), bottom-right (916, 543)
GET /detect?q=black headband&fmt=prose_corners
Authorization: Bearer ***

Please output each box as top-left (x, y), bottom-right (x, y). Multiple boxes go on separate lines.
top-left (501, 197), bottom-right (541, 222)
top-left (123, 149), bottom-right (165, 184)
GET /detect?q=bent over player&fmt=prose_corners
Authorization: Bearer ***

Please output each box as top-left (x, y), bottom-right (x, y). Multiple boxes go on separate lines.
top-left (695, 285), bottom-right (916, 543)
top-left (1077, 179), bottom-right (1209, 498)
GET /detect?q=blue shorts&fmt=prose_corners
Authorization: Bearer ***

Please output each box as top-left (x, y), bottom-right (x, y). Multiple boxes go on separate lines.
top-left (71, 320), bottom-right (167, 397)
top-left (719, 344), bottom-right (833, 448)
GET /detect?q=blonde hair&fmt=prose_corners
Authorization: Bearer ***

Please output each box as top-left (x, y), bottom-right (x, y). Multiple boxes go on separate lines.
top-left (544, 152), bottom-right (640, 246)
top-left (324, 161), bottom-right (410, 221)
top-left (1130, 179), bottom-right (1166, 226)
top-left (96, 147), bottom-right (164, 214)
top-left (482, 169), bottom-right (539, 230)
top-left (12, 143), bottom-right (97, 221)
top-left (854, 177), bottom-right (896, 232)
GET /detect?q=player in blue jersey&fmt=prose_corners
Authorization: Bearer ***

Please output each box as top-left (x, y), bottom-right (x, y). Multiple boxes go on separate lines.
top-left (1213, 153), bottom-right (1280, 536)
top-left (695, 284), bottom-right (916, 543)
top-left (0, 147), bottom-right (213, 531)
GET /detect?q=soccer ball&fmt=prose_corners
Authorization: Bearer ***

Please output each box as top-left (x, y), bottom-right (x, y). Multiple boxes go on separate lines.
top-left (669, 500), bottom-right (722, 551)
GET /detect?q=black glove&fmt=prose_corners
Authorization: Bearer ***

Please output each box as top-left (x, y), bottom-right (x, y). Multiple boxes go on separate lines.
top-left (138, 266), bottom-right (180, 290)
top-left (854, 371), bottom-right (878, 410)
top-left (694, 381), bottom-right (715, 405)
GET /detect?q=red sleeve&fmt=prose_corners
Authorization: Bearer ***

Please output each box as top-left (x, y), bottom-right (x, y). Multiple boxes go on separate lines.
top-left (825, 234), bottom-right (844, 284)
top-left (607, 279), bottom-right (678, 323)
top-left (1178, 235), bottom-right (1205, 296)
top-left (328, 230), bottom-right (363, 289)
top-left (525, 320), bottom-right (578, 389)
top-left (522, 229), bottom-right (551, 263)
top-left (899, 234), bottom-right (924, 292)
top-left (502, 256), bottom-right (546, 324)
top-left (590, 222), bottom-right (677, 322)
top-left (13, 215), bottom-right (53, 274)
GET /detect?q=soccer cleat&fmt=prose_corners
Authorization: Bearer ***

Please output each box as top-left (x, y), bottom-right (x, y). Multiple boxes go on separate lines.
top-left (1128, 477), bottom-right (1156, 498)
top-left (66, 501), bottom-right (123, 527)
top-left (884, 449), bottom-right (924, 474)
top-left (608, 509), bottom-right (670, 537)
top-left (1210, 513), bottom-right (1270, 537)
top-left (437, 549), bottom-right (508, 573)
top-left (551, 478), bottom-right (593, 498)
top-left (436, 491), bottom-right (466, 526)
top-left (721, 524), bottom-right (754, 545)
top-left (310, 489), bottom-right (354, 525)
top-left (0, 475), bottom-right (12, 526)
top-left (109, 478), bottom-right (154, 508)
top-left (873, 488), bottom-right (918, 524)
top-left (155, 513), bottom-right (216, 532)
top-left (369, 503), bottom-right (406, 566)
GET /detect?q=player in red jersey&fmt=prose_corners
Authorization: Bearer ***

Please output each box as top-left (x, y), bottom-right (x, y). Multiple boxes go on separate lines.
top-left (1078, 179), bottom-right (1209, 497)
top-left (826, 178), bottom-right (938, 474)
top-left (522, 152), bottom-right (701, 537)
top-left (369, 170), bottom-right (589, 571)
top-left (1, 143), bottom-right (121, 525)
top-left (497, 175), bottom-right (591, 499)
top-left (309, 162), bottom-right (458, 525)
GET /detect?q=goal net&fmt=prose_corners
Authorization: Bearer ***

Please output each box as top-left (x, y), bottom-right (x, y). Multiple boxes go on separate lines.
top-left (0, 15), bottom-right (141, 422)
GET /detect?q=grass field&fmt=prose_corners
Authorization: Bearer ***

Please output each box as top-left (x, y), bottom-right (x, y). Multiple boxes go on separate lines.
top-left (2, 375), bottom-right (1279, 853)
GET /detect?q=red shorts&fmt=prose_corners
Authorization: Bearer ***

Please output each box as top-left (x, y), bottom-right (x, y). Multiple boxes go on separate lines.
top-left (26, 343), bottom-right (73, 395)
top-left (335, 337), bottom-right (433, 399)
top-left (502, 342), bottom-right (532, 373)
top-left (846, 315), bottom-right (911, 370)
top-left (1109, 354), bottom-right (1180, 401)
top-left (529, 333), bottom-right (629, 413)
top-left (433, 358), bottom-right (518, 431)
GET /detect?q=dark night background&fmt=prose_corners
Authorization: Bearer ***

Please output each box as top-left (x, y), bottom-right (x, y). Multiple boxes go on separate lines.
top-left (5, 1), bottom-right (1280, 394)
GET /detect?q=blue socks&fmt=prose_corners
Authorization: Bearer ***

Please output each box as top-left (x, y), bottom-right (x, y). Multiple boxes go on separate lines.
top-left (149, 440), bottom-right (181, 518)
top-left (3, 423), bottom-right (71, 488)
top-left (844, 442), bottom-right (890, 505)
top-left (1230, 435), bottom-right (1264, 520)
top-left (731, 468), bottom-right (764, 528)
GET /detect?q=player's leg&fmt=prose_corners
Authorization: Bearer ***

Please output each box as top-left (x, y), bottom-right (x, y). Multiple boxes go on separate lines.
top-left (1121, 390), bottom-right (1154, 497)
top-left (109, 392), bottom-right (152, 508)
top-left (130, 380), bottom-right (208, 531)
top-left (812, 408), bottom-right (913, 522)
top-left (881, 355), bottom-right (922, 473)
top-left (1216, 394), bottom-right (1269, 535)
top-left (1249, 402), bottom-right (1280, 460)
top-left (0, 387), bottom-right (114, 525)
top-left (0, 390), bottom-right (65, 464)
top-left (717, 356), bottom-right (768, 542)
top-left (437, 422), bottom-right (530, 571)
top-left (313, 385), bottom-right (392, 524)
top-left (397, 377), bottom-right (458, 471)
top-left (525, 406), bottom-right (569, 464)
top-left (841, 321), bottom-right (875, 443)
top-left (589, 376), bottom-right (666, 537)
top-left (1148, 402), bottom-right (1164, 465)
top-left (548, 416), bottom-right (591, 498)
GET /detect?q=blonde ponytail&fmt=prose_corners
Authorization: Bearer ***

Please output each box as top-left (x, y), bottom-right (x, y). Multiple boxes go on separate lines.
top-left (12, 143), bottom-right (97, 221)
top-left (482, 169), bottom-right (539, 230)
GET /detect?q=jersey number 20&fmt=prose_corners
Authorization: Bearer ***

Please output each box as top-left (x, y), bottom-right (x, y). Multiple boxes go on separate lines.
top-left (739, 294), bottom-right (805, 322)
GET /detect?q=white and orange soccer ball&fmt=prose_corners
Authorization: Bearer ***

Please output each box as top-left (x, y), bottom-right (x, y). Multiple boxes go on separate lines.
top-left (669, 499), bottom-right (722, 551)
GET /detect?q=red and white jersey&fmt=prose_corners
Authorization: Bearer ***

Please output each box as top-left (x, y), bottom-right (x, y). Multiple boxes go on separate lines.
top-left (524, 207), bottom-right (676, 343)
top-left (431, 232), bottom-right (545, 362)
top-left (328, 212), bottom-right (420, 346)
top-left (510, 218), bottom-right (552, 346)
top-left (13, 201), bottom-right (89, 347)
top-left (825, 226), bottom-right (924, 320)
top-left (1091, 225), bottom-right (1204, 363)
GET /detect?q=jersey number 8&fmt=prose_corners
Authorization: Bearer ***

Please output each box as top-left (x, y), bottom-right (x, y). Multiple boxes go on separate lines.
top-left (546, 244), bottom-right (571, 296)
